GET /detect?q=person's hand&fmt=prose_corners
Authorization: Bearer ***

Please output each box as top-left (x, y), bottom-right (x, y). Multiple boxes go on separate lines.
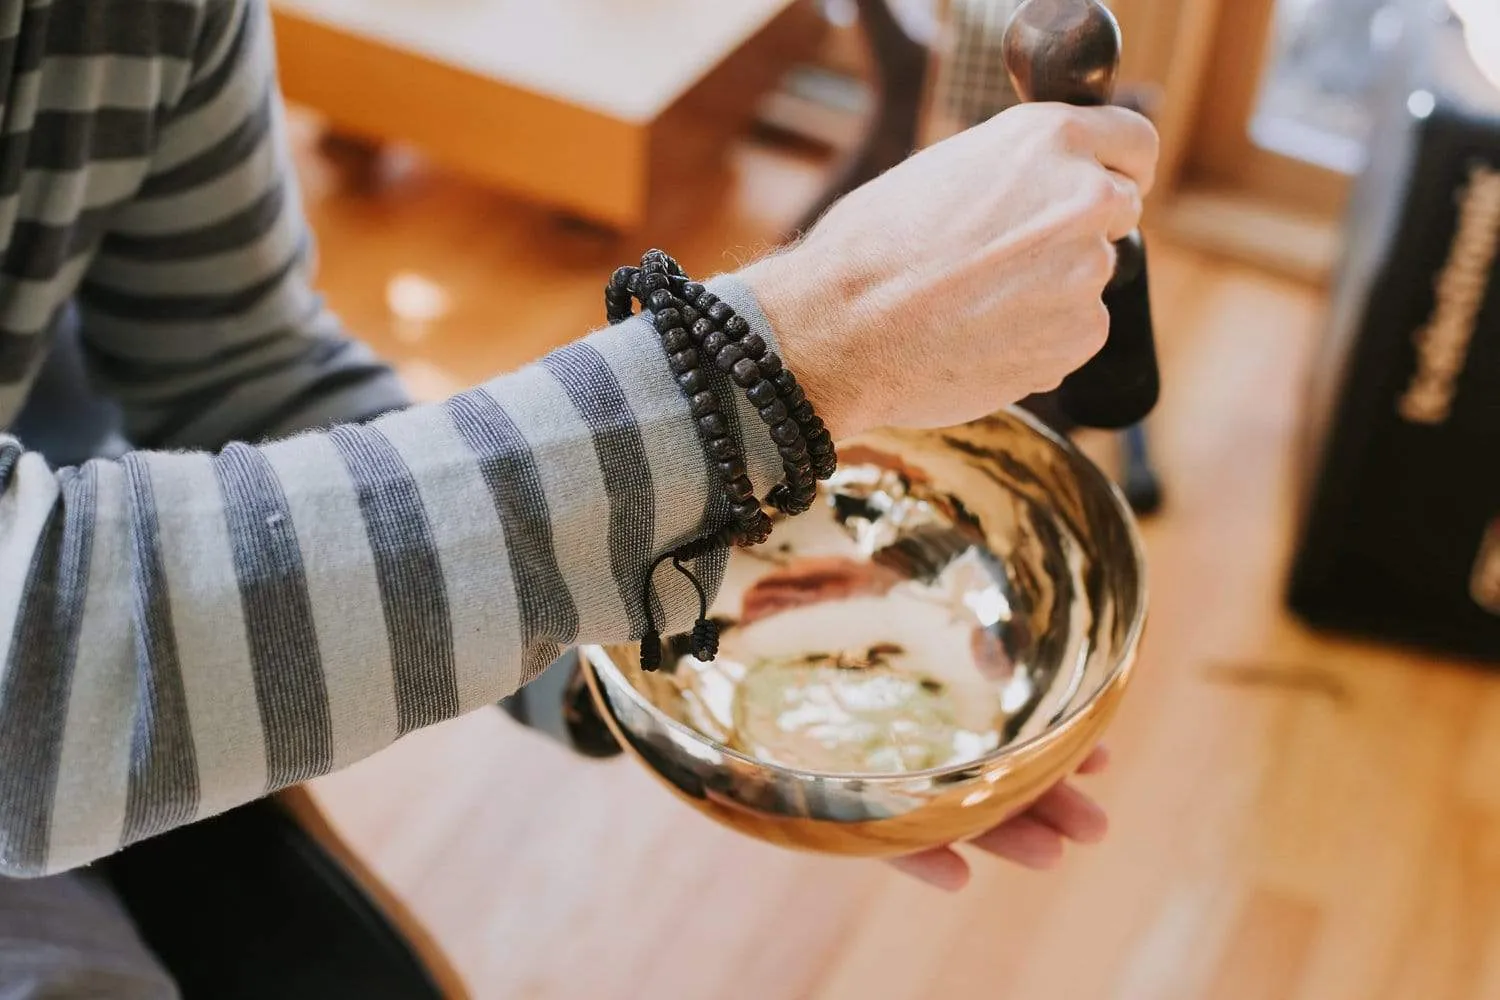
top-left (743, 103), bottom-right (1158, 442)
top-left (885, 745), bottom-right (1111, 891)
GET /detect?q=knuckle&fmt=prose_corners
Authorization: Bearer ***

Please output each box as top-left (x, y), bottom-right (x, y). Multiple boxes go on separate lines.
top-left (1083, 173), bottom-right (1119, 213)
top-left (1052, 108), bottom-right (1091, 148)
top-left (1033, 105), bottom-right (1087, 148)
top-left (1065, 173), bottom-right (1121, 228)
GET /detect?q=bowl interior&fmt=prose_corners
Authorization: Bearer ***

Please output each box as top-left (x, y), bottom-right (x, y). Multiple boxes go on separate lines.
top-left (593, 409), bottom-right (1147, 782)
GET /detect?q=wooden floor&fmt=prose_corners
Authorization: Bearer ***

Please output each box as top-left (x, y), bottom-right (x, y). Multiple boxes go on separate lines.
top-left (291, 117), bottom-right (1500, 1000)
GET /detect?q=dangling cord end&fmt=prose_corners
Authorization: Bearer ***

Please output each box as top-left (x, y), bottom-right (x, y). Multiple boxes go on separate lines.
top-left (638, 554), bottom-right (665, 672)
top-left (639, 628), bottom-right (663, 671)
top-left (637, 541), bottom-right (724, 670)
top-left (606, 266), bottom-right (639, 325)
top-left (672, 554), bottom-right (719, 661)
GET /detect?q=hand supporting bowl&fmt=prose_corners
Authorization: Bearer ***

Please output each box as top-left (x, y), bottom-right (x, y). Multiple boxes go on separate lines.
top-left (581, 407), bottom-right (1146, 857)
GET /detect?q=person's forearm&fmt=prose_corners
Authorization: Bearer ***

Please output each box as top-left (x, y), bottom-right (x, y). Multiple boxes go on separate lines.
top-left (0, 276), bottom-right (782, 878)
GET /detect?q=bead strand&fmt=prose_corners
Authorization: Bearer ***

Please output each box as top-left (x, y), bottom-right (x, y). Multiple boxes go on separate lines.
top-left (634, 256), bottom-right (772, 547)
top-left (612, 249), bottom-right (838, 669)
top-left (680, 285), bottom-right (823, 515)
top-left (685, 284), bottom-right (835, 510)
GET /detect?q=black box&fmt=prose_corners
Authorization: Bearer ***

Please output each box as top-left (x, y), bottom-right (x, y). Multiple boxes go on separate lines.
top-left (1287, 13), bottom-right (1500, 661)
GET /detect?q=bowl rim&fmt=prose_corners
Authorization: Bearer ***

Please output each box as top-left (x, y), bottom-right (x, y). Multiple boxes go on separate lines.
top-left (580, 406), bottom-right (1149, 785)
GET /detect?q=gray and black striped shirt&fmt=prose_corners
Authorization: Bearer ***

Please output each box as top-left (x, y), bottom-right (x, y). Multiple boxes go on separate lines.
top-left (0, 0), bottom-right (784, 877)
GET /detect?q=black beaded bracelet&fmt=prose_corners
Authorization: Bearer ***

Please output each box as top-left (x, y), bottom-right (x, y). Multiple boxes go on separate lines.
top-left (679, 283), bottom-right (824, 516)
top-left (608, 249), bottom-right (837, 670)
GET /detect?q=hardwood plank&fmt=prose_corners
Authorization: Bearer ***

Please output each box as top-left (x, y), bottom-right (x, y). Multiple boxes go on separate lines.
top-left (287, 107), bottom-right (1500, 1000)
top-left (1204, 889), bottom-right (1321, 1000)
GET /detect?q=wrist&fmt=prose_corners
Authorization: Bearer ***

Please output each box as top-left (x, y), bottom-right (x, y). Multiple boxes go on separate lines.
top-left (738, 249), bottom-right (865, 443)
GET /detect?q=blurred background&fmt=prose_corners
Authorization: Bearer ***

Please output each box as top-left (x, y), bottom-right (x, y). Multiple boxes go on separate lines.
top-left (266, 0), bottom-right (1500, 996)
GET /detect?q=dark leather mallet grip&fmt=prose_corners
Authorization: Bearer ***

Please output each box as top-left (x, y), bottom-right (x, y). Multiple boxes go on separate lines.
top-left (1003, 0), bottom-right (1160, 430)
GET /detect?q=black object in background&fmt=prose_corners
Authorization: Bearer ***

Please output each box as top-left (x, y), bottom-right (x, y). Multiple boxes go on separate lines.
top-left (1002, 0), bottom-right (1160, 431)
top-left (102, 798), bottom-right (445, 999)
top-left (1287, 11), bottom-right (1500, 662)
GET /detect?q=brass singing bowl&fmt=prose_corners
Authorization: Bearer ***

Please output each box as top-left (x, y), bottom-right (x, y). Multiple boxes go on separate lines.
top-left (581, 407), bottom-right (1147, 857)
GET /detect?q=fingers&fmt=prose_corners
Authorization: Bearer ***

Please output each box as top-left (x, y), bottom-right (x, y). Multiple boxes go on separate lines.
top-left (970, 815), bottom-right (1065, 869)
top-left (1046, 104), bottom-right (1154, 245)
top-left (887, 847), bottom-right (972, 892)
top-left (887, 747), bottom-right (1112, 890)
top-left (1065, 104), bottom-right (1159, 197)
top-left (1027, 780), bottom-right (1110, 844)
top-left (1104, 169), bottom-right (1144, 244)
top-left (1077, 744), bottom-right (1111, 775)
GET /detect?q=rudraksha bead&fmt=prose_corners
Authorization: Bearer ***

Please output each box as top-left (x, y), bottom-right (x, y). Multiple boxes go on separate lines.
top-left (690, 391), bottom-right (718, 418)
top-left (770, 421), bottom-right (801, 446)
top-left (652, 307), bottom-right (682, 332)
top-left (778, 442), bottom-right (808, 463)
top-left (759, 400), bottom-right (788, 425)
top-left (731, 359), bottom-right (760, 388)
top-left (715, 345), bottom-right (746, 371)
top-left (697, 413), bottom-right (727, 438)
top-left (739, 332), bottom-right (767, 359)
top-left (773, 490), bottom-right (813, 516)
top-left (725, 475), bottom-right (755, 502)
top-left (637, 272), bottom-right (669, 296)
top-left (747, 381), bottom-right (777, 407)
top-left (677, 369), bottom-right (708, 394)
top-left (700, 330), bottom-right (730, 357)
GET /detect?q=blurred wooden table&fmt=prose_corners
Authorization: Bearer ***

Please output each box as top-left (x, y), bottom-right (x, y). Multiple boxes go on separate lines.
top-left (288, 114), bottom-right (1500, 993)
top-left (270, 0), bottom-right (825, 231)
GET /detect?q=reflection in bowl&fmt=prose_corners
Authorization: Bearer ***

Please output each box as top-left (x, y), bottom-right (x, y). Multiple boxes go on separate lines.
top-left (582, 408), bottom-right (1146, 857)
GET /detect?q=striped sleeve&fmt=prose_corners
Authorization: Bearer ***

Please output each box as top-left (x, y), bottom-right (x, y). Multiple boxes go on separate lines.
top-left (0, 274), bottom-right (787, 877)
top-left (74, 0), bottom-right (408, 450)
